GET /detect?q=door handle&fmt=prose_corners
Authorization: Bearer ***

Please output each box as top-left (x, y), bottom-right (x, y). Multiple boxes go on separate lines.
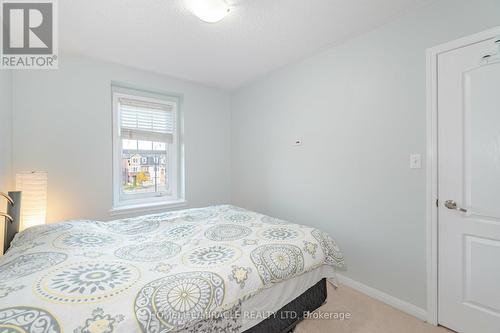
top-left (444, 200), bottom-right (468, 213)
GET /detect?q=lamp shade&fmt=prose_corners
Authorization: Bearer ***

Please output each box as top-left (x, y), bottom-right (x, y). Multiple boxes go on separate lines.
top-left (16, 171), bottom-right (48, 230)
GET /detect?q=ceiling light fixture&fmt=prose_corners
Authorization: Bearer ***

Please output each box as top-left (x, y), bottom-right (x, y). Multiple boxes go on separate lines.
top-left (187, 0), bottom-right (231, 23)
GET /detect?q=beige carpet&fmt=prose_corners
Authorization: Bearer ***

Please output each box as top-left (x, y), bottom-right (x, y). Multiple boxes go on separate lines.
top-left (295, 283), bottom-right (453, 333)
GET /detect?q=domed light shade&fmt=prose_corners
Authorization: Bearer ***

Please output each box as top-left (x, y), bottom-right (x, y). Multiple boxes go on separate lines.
top-left (16, 171), bottom-right (48, 230)
top-left (187, 0), bottom-right (230, 23)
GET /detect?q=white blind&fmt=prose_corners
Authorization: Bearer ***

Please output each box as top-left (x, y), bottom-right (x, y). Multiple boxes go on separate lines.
top-left (119, 97), bottom-right (175, 142)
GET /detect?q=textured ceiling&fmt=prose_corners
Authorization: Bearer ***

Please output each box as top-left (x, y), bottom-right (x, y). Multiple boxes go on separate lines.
top-left (60, 0), bottom-right (434, 90)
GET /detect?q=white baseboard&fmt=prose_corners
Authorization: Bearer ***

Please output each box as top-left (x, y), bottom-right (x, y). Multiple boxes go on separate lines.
top-left (336, 274), bottom-right (428, 322)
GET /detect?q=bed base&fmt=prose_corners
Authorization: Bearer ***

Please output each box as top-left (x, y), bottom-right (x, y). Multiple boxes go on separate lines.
top-left (243, 278), bottom-right (327, 333)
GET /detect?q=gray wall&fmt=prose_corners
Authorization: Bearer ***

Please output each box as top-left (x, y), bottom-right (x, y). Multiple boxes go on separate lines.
top-left (12, 55), bottom-right (232, 223)
top-left (0, 71), bottom-right (12, 192)
top-left (231, 0), bottom-right (500, 309)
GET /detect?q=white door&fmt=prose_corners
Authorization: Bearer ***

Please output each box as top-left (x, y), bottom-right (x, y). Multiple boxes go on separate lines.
top-left (438, 35), bottom-right (500, 333)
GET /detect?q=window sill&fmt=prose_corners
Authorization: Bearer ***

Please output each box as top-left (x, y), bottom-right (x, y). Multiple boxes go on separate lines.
top-left (109, 199), bottom-right (187, 217)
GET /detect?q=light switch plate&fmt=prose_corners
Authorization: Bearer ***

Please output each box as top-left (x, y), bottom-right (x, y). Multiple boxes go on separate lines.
top-left (410, 153), bottom-right (422, 169)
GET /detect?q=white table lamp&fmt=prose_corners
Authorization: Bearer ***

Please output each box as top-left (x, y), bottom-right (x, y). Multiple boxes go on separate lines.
top-left (16, 171), bottom-right (48, 230)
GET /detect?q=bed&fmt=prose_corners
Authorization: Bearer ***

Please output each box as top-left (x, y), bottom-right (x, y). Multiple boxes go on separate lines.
top-left (0, 205), bottom-right (344, 332)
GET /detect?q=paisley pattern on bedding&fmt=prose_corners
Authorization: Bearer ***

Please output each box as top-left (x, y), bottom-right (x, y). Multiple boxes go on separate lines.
top-left (183, 244), bottom-right (241, 267)
top-left (258, 226), bottom-right (303, 241)
top-left (99, 216), bottom-right (163, 235)
top-left (74, 307), bottom-right (124, 333)
top-left (0, 205), bottom-right (344, 332)
top-left (35, 261), bottom-right (141, 303)
top-left (205, 224), bottom-right (252, 241)
top-left (182, 209), bottom-right (218, 222)
top-left (228, 266), bottom-right (252, 289)
top-left (0, 306), bottom-right (61, 333)
top-left (223, 212), bottom-right (255, 223)
top-left (135, 271), bottom-right (225, 332)
top-left (0, 252), bottom-right (67, 281)
top-left (52, 231), bottom-right (120, 249)
top-left (0, 283), bottom-right (24, 298)
top-left (250, 244), bottom-right (305, 285)
top-left (115, 241), bottom-right (181, 261)
top-left (311, 229), bottom-right (345, 266)
top-left (162, 224), bottom-right (201, 240)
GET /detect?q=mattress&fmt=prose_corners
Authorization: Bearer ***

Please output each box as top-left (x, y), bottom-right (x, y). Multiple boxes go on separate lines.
top-left (0, 205), bottom-right (344, 332)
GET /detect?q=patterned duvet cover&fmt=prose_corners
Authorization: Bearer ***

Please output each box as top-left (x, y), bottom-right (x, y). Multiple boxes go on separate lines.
top-left (0, 205), bottom-right (344, 332)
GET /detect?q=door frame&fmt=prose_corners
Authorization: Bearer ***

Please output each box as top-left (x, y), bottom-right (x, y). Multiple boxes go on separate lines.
top-left (425, 26), bottom-right (500, 326)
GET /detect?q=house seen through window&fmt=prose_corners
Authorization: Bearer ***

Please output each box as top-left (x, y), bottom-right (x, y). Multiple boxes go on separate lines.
top-left (112, 86), bottom-right (183, 209)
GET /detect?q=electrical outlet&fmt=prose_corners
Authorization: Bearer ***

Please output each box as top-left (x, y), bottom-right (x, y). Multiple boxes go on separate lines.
top-left (410, 153), bottom-right (422, 169)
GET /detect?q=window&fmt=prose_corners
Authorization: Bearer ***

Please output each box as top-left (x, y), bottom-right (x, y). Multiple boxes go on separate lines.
top-left (112, 85), bottom-right (184, 211)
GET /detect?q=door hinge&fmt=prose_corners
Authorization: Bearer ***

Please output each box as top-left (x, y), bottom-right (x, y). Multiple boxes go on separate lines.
top-left (436, 199), bottom-right (439, 207)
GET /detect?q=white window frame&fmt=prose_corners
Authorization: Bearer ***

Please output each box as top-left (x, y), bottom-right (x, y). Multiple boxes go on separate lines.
top-left (111, 85), bottom-right (185, 214)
